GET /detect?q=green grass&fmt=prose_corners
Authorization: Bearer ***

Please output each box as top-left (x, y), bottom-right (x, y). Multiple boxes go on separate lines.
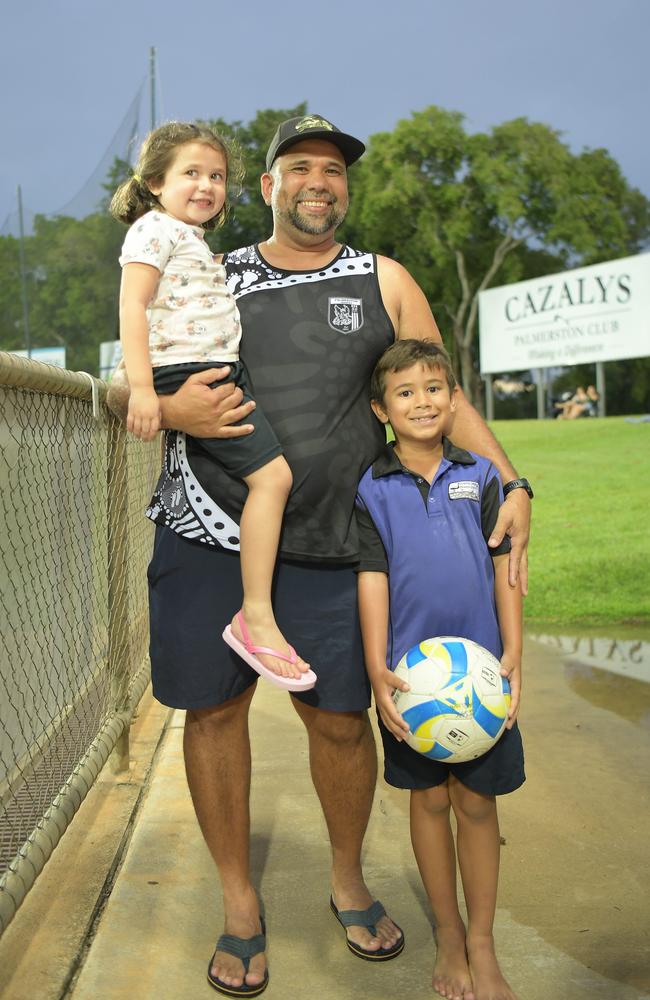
top-left (489, 417), bottom-right (650, 626)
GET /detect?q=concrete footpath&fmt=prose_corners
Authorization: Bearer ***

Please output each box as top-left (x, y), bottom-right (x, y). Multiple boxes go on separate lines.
top-left (1, 635), bottom-right (649, 1000)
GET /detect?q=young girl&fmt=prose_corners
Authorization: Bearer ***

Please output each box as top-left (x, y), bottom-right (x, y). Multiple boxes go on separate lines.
top-left (111, 121), bottom-right (315, 692)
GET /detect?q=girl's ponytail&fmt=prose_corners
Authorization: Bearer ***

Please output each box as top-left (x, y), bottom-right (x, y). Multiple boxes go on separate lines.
top-left (110, 174), bottom-right (156, 225)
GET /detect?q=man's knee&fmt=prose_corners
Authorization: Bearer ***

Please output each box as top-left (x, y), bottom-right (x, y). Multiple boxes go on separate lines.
top-left (293, 700), bottom-right (372, 749)
top-left (185, 686), bottom-right (255, 734)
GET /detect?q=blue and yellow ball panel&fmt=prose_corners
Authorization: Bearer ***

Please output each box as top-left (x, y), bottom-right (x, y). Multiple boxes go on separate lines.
top-left (421, 740), bottom-right (455, 760)
top-left (471, 685), bottom-right (507, 738)
top-left (405, 644), bottom-right (429, 668)
top-left (401, 699), bottom-right (462, 735)
top-left (418, 639), bottom-right (469, 684)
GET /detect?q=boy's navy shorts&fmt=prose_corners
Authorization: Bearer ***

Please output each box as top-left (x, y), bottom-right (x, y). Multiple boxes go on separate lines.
top-left (148, 526), bottom-right (371, 713)
top-left (378, 714), bottom-right (525, 796)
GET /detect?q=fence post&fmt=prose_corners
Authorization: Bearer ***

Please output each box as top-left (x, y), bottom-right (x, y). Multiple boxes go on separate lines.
top-left (107, 415), bottom-right (131, 773)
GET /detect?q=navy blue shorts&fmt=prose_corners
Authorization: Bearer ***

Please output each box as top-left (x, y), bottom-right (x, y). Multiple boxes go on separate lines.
top-left (148, 527), bottom-right (371, 712)
top-left (152, 361), bottom-right (282, 479)
top-left (378, 714), bottom-right (525, 796)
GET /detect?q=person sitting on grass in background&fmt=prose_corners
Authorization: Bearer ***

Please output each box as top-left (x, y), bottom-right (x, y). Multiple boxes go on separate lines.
top-left (555, 385), bottom-right (599, 420)
top-left (110, 121), bottom-right (313, 691)
top-left (355, 339), bottom-right (525, 1000)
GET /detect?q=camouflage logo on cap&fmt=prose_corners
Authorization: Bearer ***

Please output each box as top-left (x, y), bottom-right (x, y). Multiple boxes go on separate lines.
top-left (295, 116), bottom-right (334, 133)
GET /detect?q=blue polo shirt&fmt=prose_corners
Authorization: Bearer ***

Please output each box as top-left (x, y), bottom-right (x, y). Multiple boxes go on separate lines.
top-left (355, 438), bottom-right (510, 669)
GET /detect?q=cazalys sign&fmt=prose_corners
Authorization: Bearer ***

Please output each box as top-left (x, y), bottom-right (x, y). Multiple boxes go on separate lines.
top-left (478, 252), bottom-right (650, 373)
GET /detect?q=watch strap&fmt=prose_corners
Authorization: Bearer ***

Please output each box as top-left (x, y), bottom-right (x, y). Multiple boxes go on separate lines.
top-left (503, 478), bottom-right (534, 499)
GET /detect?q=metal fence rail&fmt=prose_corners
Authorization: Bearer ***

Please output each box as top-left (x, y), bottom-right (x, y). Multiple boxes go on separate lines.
top-left (0, 351), bottom-right (160, 934)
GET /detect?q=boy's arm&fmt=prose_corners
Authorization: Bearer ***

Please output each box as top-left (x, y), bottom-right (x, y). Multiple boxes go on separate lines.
top-left (357, 571), bottom-right (410, 740)
top-left (493, 553), bottom-right (523, 728)
top-left (119, 263), bottom-right (162, 441)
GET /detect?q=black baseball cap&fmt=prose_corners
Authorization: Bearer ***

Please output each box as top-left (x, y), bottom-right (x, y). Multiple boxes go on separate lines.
top-left (265, 115), bottom-right (366, 171)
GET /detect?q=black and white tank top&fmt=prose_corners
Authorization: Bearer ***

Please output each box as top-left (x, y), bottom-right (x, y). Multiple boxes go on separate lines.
top-left (146, 244), bottom-right (395, 563)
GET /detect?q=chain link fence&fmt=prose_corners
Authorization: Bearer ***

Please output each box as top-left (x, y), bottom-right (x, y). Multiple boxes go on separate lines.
top-left (0, 351), bottom-right (160, 934)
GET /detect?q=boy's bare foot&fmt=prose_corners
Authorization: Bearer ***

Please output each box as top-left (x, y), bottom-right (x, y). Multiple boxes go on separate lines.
top-left (432, 925), bottom-right (474, 1000)
top-left (467, 933), bottom-right (518, 1000)
top-left (231, 607), bottom-right (310, 679)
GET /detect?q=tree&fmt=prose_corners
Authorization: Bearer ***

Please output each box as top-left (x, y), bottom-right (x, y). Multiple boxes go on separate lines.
top-left (3, 212), bottom-right (125, 374)
top-left (0, 236), bottom-right (25, 351)
top-left (343, 107), bottom-right (650, 407)
top-left (205, 103), bottom-right (308, 253)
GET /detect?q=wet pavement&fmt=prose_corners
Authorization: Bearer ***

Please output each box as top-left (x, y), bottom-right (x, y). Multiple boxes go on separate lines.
top-left (0, 631), bottom-right (649, 1000)
top-left (528, 626), bottom-right (650, 729)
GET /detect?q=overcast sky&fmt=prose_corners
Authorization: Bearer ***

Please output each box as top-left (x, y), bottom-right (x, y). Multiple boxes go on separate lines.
top-left (1, 0), bottom-right (648, 226)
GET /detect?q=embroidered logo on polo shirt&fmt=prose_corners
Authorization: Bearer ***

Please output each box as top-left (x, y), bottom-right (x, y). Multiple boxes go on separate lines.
top-left (328, 297), bottom-right (363, 333)
top-left (448, 481), bottom-right (480, 501)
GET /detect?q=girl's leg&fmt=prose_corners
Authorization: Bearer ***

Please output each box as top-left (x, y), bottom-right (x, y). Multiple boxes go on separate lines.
top-left (231, 456), bottom-right (308, 677)
top-left (410, 784), bottom-right (474, 1000)
top-left (448, 776), bottom-right (518, 1000)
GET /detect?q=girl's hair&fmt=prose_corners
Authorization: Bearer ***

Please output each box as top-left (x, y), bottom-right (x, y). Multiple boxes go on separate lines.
top-left (370, 339), bottom-right (457, 402)
top-left (110, 121), bottom-right (244, 230)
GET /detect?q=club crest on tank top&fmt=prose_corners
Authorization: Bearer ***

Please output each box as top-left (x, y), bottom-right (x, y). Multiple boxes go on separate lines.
top-left (146, 244), bottom-right (395, 563)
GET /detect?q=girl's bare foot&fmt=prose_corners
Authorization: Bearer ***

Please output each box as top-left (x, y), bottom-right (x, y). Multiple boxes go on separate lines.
top-left (467, 933), bottom-right (518, 1000)
top-left (433, 925), bottom-right (475, 1000)
top-left (231, 607), bottom-right (310, 678)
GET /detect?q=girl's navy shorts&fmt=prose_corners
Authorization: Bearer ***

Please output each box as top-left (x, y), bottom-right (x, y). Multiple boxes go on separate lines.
top-left (378, 714), bottom-right (525, 796)
top-left (152, 362), bottom-right (282, 479)
top-left (148, 526), bottom-right (371, 712)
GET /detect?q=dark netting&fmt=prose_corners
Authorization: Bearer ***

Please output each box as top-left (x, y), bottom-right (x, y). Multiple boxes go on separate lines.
top-left (0, 79), bottom-right (145, 237)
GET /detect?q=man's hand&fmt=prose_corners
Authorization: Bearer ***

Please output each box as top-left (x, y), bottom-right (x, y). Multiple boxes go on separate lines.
top-left (500, 656), bottom-right (521, 729)
top-left (159, 366), bottom-right (255, 439)
top-left (488, 490), bottom-right (531, 594)
top-left (371, 668), bottom-right (411, 741)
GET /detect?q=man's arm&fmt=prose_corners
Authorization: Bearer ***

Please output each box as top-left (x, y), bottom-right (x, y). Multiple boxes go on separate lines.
top-left (106, 365), bottom-right (256, 439)
top-left (376, 255), bottom-right (531, 593)
top-left (493, 553), bottom-right (523, 728)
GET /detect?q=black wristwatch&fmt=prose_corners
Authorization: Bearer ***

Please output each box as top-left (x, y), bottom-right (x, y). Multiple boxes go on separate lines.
top-left (503, 478), bottom-right (534, 499)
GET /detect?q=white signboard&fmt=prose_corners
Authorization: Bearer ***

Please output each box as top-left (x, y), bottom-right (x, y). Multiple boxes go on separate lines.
top-left (479, 252), bottom-right (650, 374)
top-left (100, 340), bottom-right (123, 380)
top-left (12, 346), bottom-right (66, 368)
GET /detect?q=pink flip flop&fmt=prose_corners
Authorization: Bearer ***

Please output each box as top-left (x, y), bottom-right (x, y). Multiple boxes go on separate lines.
top-left (222, 611), bottom-right (317, 692)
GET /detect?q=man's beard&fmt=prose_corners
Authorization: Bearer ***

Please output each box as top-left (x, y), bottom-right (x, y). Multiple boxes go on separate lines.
top-left (281, 194), bottom-right (347, 235)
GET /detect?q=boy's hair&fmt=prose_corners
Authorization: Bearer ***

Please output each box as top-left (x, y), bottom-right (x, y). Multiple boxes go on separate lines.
top-left (110, 121), bottom-right (245, 230)
top-left (370, 339), bottom-right (457, 402)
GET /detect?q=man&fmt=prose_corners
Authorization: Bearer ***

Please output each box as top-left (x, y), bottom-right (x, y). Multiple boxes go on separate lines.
top-left (111, 115), bottom-right (531, 996)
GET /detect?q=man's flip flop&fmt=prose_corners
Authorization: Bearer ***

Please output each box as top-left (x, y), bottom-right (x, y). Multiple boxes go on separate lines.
top-left (207, 919), bottom-right (269, 997)
top-left (222, 611), bottom-right (317, 692)
top-left (330, 897), bottom-right (405, 961)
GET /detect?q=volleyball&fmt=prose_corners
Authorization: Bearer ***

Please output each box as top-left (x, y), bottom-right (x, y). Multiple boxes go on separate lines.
top-left (392, 637), bottom-right (511, 763)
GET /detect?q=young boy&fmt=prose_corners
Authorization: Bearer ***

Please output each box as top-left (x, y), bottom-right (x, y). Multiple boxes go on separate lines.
top-left (356, 339), bottom-right (524, 1000)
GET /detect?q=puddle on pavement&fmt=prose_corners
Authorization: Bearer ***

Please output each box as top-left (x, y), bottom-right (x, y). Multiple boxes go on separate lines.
top-left (528, 627), bottom-right (650, 728)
